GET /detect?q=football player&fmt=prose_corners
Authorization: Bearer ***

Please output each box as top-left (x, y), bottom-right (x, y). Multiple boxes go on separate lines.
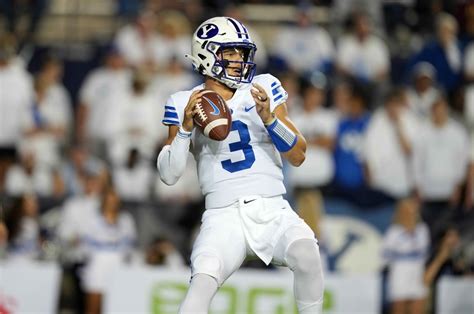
top-left (157, 16), bottom-right (324, 313)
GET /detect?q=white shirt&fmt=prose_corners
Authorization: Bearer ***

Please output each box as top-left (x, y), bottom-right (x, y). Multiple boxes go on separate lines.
top-left (406, 87), bottom-right (440, 119)
top-left (79, 67), bottom-right (131, 141)
top-left (337, 35), bottom-right (389, 81)
top-left (113, 163), bottom-right (154, 201)
top-left (4, 164), bottom-right (55, 197)
top-left (364, 109), bottom-right (419, 197)
top-left (58, 195), bottom-right (100, 262)
top-left (163, 74), bottom-right (289, 208)
top-left (115, 25), bottom-right (163, 67)
top-left (414, 119), bottom-right (469, 200)
top-left (289, 107), bottom-right (338, 186)
top-left (108, 90), bottom-right (161, 165)
top-left (272, 26), bottom-right (334, 73)
top-left (19, 84), bottom-right (72, 167)
top-left (0, 62), bottom-right (33, 146)
top-left (382, 223), bottom-right (430, 300)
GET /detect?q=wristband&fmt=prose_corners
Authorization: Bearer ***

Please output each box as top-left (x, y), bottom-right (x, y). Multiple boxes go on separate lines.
top-left (266, 118), bottom-right (297, 152)
top-left (177, 126), bottom-right (192, 139)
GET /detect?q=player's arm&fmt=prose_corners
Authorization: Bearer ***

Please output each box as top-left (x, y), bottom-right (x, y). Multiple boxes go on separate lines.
top-left (157, 90), bottom-right (203, 185)
top-left (252, 83), bottom-right (306, 167)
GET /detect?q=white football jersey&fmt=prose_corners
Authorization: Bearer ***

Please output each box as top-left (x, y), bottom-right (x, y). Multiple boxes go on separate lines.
top-left (162, 74), bottom-right (289, 208)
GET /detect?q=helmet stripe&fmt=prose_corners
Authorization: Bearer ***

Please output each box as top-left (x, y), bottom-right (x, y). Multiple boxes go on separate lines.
top-left (227, 18), bottom-right (243, 39)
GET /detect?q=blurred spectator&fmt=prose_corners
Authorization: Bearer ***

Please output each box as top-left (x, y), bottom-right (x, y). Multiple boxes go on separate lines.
top-left (61, 145), bottom-right (107, 197)
top-left (271, 5), bottom-right (334, 75)
top-left (279, 71), bottom-right (303, 114)
top-left (114, 10), bottom-right (162, 70)
top-left (4, 149), bottom-right (64, 198)
top-left (223, 4), bottom-right (268, 71)
top-left (331, 0), bottom-right (383, 33)
top-left (414, 96), bottom-right (469, 241)
top-left (4, 194), bottom-right (41, 262)
top-left (108, 68), bottom-right (160, 165)
top-left (405, 62), bottom-right (440, 119)
top-left (336, 11), bottom-right (390, 85)
top-left (145, 236), bottom-right (186, 268)
top-left (382, 198), bottom-right (430, 314)
top-left (81, 187), bottom-right (136, 314)
top-left (364, 88), bottom-right (419, 199)
top-left (0, 34), bottom-right (33, 191)
top-left (112, 149), bottom-right (153, 202)
top-left (57, 167), bottom-right (107, 314)
top-left (407, 13), bottom-right (462, 96)
top-left (18, 73), bottom-right (68, 168)
top-left (332, 82), bottom-right (371, 192)
top-left (154, 10), bottom-right (193, 69)
top-left (149, 56), bottom-right (197, 148)
top-left (0, 0), bottom-right (49, 44)
top-left (76, 46), bottom-right (131, 156)
top-left (289, 74), bottom-right (338, 234)
top-left (331, 78), bottom-right (353, 117)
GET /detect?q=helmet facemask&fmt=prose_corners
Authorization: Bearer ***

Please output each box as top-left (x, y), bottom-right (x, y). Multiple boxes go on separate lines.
top-left (206, 41), bottom-right (257, 89)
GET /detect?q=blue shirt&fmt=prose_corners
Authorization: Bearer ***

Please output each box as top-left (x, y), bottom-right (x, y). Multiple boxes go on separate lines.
top-left (333, 113), bottom-right (371, 188)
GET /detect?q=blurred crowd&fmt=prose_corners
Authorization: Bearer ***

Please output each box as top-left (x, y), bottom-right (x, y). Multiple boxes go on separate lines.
top-left (1, 0), bottom-right (474, 313)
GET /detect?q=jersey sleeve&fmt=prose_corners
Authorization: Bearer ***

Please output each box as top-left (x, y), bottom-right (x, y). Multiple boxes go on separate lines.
top-left (162, 95), bottom-right (181, 126)
top-left (254, 74), bottom-right (288, 112)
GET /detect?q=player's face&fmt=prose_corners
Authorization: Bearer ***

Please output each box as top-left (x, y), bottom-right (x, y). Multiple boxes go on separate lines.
top-left (220, 47), bottom-right (245, 77)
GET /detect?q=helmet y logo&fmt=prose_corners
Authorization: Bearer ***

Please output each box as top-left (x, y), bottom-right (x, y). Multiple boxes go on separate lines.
top-left (197, 24), bottom-right (219, 39)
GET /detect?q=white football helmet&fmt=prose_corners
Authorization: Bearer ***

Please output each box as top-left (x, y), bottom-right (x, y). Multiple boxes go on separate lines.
top-left (186, 16), bottom-right (257, 89)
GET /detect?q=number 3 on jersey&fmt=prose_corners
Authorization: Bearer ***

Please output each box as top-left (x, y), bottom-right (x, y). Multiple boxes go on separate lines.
top-left (221, 120), bottom-right (255, 173)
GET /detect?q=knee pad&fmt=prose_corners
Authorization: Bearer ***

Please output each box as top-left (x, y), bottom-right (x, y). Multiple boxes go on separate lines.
top-left (286, 239), bottom-right (321, 274)
top-left (191, 252), bottom-right (223, 285)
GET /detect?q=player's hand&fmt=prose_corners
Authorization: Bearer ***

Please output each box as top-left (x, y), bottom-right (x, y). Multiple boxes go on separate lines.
top-left (251, 83), bottom-right (273, 125)
top-left (182, 90), bottom-right (205, 132)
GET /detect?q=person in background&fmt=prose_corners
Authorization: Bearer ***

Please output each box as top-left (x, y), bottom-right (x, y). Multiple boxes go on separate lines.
top-left (405, 62), bottom-right (440, 119)
top-left (113, 148), bottom-right (153, 202)
top-left (414, 96), bottom-right (469, 242)
top-left (289, 74), bottom-right (338, 237)
top-left (19, 74), bottom-right (68, 168)
top-left (76, 46), bottom-right (131, 156)
top-left (4, 149), bottom-right (64, 198)
top-left (107, 67), bottom-right (160, 165)
top-left (382, 198), bottom-right (430, 314)
top-left (363, 88), bottom-right (419, 200)
top-left (4, 194), bottom-right (41, 262)
top-left (271, 3), bottom-right (334, 76)
top-left (407, 13), bottom-right (462, 97)
top-left (81, 186), bottom-right (136, 314)
top-left (0, 34), bottom-right (33, 192)
top-left (61, 145), bottom-right (107, 197)
top-left (114, 10), bottom-right (161, 70)
top-left (331, 82), bottom-right (373, 206)
top-left (336, 11), bottom-right (390, 86)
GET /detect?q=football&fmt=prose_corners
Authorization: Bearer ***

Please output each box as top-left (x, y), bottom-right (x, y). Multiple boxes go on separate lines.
top-left (194, 90), bottom-right (232, 141)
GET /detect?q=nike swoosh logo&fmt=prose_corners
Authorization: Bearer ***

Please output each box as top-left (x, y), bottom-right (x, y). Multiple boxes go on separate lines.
top-left (203, 96), bottom-right (220, 116)
top-left (243, 199), bottom-right (256, 204)
top-left (244, 105), bottom-right (255, 112)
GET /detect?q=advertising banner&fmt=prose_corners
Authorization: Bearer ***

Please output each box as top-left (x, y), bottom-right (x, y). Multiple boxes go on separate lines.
top-left (437, 277), bottom-right (474, 314)
top-left (104, 267), bottom-right (379, 314)
top-left (0, 262), bottom-right (61, 314)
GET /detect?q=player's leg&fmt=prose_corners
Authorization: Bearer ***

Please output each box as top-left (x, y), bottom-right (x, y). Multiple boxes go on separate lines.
top-left (286, 238), bottom-right (324, 313)
top-left (179, 273), bottom-right (219, 314)
top-left (179, 208), bottom-right (247, 313)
